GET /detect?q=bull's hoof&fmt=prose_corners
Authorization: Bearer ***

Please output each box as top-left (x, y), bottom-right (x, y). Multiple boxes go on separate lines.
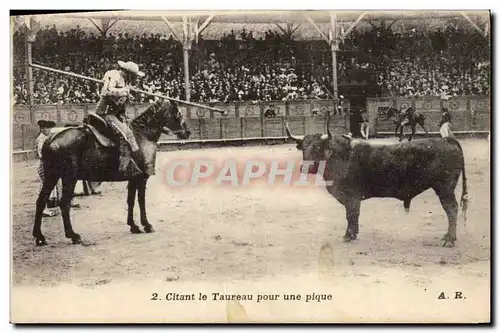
top-left (143, 224), bottom-right (155, 233)
top-left (35, 237), bottom-right (47, 246)
top-left (71, 234), bottom-right (82, 244)
top-left (130, 225), bottom-right (142, 234)
top-left (441, 234), bottom-right (456, 248)
top-left (343, 233), bottom-right (357, 242)
top-left (405, 207), bottom-right (410, 213)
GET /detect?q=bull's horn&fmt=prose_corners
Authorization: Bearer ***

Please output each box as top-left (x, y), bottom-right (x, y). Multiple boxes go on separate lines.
top-left (285, 122), bottom-right (304, 142)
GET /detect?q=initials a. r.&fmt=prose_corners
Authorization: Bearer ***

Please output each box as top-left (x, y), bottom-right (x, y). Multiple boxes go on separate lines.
top-left (438, 292), bottom-right (448, 299)
top-left (438, 291), bottom-right (465, 300)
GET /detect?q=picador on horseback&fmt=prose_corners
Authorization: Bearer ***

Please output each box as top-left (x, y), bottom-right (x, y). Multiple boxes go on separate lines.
top-left (382, 105), bottom-right (428, 142)
top-left (94, 60), bottom-right (145, 175)
top-left (399, 105), bottom-right (415, 127)
top-left (32, 64), bottom-right (192, 245)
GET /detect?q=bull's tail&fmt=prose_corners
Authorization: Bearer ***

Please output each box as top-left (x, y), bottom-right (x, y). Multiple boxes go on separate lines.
top-left (460, 160), bottom-right (469, 224)
top-left (446, 137), bottom-right (469, 223)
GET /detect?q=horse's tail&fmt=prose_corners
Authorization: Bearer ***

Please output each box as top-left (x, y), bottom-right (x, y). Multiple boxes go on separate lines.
top-left (41, 137), bottom-right (59, 165)
top-left (41, 137), bottom-right (66, 180)
top-left (42, 127), bottom-right (89, 175)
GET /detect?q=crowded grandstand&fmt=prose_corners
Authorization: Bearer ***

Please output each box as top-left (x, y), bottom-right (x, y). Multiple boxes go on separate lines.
top-left (12, 16), bottom-right (490, 107)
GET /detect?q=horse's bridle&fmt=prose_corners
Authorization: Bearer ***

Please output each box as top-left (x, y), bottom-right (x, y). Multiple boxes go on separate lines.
top-left (161, 126), bottom-right (184, 135)
top-left (161, 116), bottom-right (187, 136)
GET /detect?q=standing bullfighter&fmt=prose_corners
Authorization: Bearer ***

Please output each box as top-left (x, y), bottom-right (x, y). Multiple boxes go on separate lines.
top-left (35, 120), bottom-right (58, 217)
top-left (439, 107), bottom-right (453, 138)
top-left (359, 108), bottom-right (369, 140)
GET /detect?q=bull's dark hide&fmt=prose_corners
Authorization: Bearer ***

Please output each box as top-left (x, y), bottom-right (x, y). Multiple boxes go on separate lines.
top-left (287, 123), bottom-right (468, 247)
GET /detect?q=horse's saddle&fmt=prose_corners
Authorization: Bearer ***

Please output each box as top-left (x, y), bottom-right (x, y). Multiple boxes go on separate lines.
top-left (49, 113), bottom-right (116, 148)
top-left (44, 114), bottom-right (114, 151)
top-left (85, 113), bottom-right (116, 148)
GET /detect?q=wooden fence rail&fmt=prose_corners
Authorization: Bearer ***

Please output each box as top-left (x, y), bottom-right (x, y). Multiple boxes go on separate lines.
top-left (12, 99), bottom-right (350, 151)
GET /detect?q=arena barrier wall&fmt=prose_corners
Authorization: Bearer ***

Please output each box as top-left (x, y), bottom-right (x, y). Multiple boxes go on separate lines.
top-left (366, 96), bottom-right (490, 135)
top-left (12, 99), bottom-right (350, 152)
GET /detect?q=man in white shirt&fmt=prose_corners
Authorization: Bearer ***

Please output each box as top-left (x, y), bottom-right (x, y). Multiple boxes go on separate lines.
top-left (94, 60), bottom-right (146, 174)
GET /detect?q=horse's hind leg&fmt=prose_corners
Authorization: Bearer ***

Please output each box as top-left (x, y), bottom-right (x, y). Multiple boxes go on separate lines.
top-left (138, 177), bottom-right (154, 233)
top-left (127, 179), bottom-right (142, 234)
top-left (419, 121), bottom-right (429, 134)
top-left (33, 175), bottom-right (60, 246)
top-left (60, 176), bottom-right (81, 244)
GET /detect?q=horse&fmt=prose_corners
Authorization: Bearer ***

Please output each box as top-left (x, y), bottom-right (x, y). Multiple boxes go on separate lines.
top-left (32, 100), bottom-right (191, 246)
top-left (384, 106), bottom-right (428, 142)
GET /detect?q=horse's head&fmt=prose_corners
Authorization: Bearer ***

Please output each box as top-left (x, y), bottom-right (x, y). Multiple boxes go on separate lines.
top-left (381, 107), bottom-right (398, 120)
top-left (161, 101), bottom-right (191, 140)
top-left (138, 100), bottom-right (191, 140)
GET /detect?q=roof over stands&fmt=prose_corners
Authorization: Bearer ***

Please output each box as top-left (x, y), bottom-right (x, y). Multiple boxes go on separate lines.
top-left (61, 10), bottom-right (489, 24)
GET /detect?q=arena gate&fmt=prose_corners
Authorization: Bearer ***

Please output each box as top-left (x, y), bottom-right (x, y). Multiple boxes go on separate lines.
top-left (366, 96), bottom-right (490, 136)
top-left (12, 99), bottom-right (350, 152)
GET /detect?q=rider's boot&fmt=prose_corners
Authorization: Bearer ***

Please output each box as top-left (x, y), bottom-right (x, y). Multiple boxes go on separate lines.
top-left (131, 149), bottom-right (146, 173)
top-left (118, 139), bottom-right (142, 176)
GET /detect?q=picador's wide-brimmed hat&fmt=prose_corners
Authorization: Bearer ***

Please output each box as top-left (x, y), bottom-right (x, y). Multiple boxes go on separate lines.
top-left (37, 120), bottom-right (56, 128)
top-left (118, 61), bottom-right (145, 77)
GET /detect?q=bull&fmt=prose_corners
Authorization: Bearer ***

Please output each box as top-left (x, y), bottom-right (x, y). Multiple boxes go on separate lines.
top-left (286, 123), bottom-right (468, 247)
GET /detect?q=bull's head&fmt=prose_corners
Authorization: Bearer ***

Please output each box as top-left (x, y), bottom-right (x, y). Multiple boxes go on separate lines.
top-left (286, 122), bottom-right (353, 175)
top-left (286, 122), bottom-right (333, 174)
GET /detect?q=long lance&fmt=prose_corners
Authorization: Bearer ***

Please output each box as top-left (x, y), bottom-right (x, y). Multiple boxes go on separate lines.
top-left (30, 62), bottom-right (227, 114)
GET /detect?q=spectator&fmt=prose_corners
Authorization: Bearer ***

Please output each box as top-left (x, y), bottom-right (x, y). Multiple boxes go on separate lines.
top-left (12, 20), bottom-right (490, 106)
top-left (264, 105), bottom-right (277, 118)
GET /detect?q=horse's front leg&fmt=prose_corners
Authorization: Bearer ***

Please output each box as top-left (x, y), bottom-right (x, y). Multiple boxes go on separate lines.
top-left (408, 125), bottom-right (416, 142)
top-left (138, 176), bottom-right (154, 233)
top-left (127, 179), bottom-right (142, 234)
top-left (399, 125), bottom-right (404, 142)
